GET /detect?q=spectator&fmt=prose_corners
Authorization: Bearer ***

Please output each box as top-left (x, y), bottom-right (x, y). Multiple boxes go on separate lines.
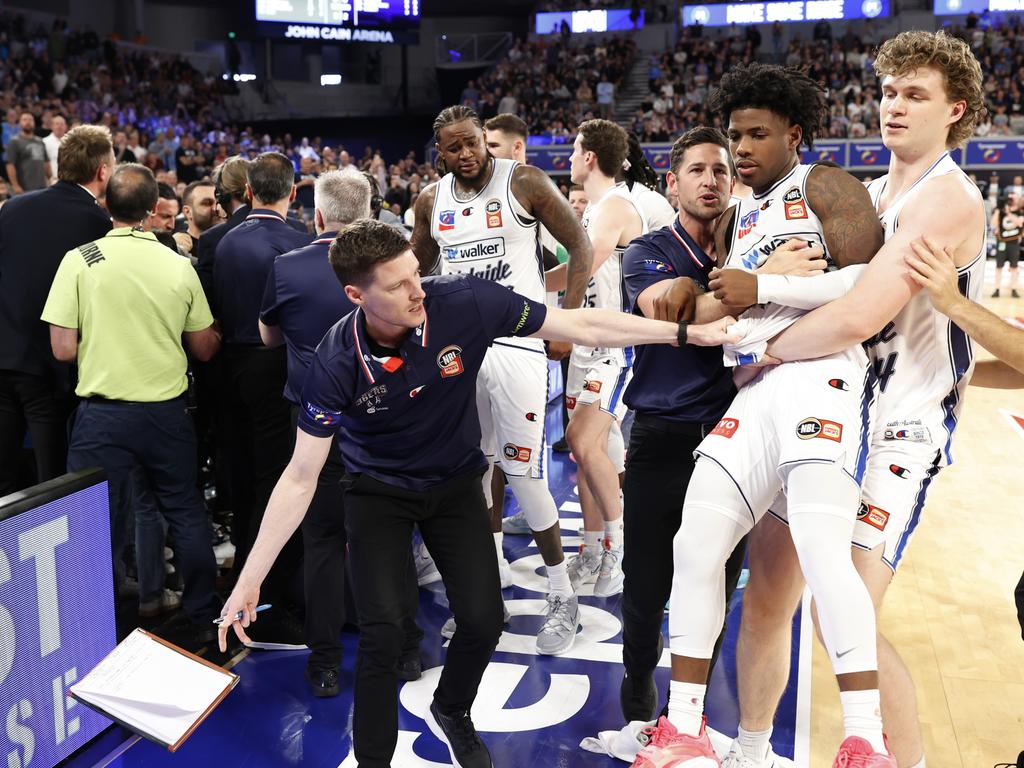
top-left (0, 124), bottom-right (114, 496)
top-left (174, 179), bottom-right (220, 259)
top-left (6, 112), bottom-right (50, 193)
top-left (176, 133), bottom-right (200, 183)
top-left (596, 74), bottom-right (615, 118)
top-left (41, 163), bottom-right (221, 638)
top-left (42, 114), bottom-right (66, 182)
top-left (195, 155), bottom-right (251, 305)
top-left (145, 182), bottom-right (179, 234)
top-left (113, 129), bottom-right (137, 164)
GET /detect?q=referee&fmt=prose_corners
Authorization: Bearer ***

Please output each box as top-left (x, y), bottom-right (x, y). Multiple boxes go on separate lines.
top-left (258, 168), bottom-right (422, 695)
top-left (41, 163), bottom-right (221, 636)
top-left (618, 128), bottom-right (744, 722)
top-left (218, 219), bottom-right (735, 768)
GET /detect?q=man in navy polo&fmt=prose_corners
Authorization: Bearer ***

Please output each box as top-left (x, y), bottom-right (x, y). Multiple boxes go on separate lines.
top-left (213, 150), bottom-right (311, 639)
top-left (218, 218), bottom-right (734, 768)
top-left (258, 167), bottom-right (422, 696)
top-left (618, 127), bottom-right (744, 724)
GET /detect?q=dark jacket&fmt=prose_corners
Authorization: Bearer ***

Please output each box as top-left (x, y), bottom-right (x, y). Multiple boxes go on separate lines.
top-left (194, 203), bottom-right (250, 310)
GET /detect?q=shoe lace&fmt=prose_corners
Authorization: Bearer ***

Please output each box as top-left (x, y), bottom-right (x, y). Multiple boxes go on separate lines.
top-left (539, 595), bottom-right (575, 635)
top-left (640, 721), bottom-right (674, 749)
top-left (445, 710), bottom-right (483, 752)
top-left (833, 744), bottom-right (871, 768)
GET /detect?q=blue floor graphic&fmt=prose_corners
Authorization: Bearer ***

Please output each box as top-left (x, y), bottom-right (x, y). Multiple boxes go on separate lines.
top-left (66, 402), bottom-right (804, 767)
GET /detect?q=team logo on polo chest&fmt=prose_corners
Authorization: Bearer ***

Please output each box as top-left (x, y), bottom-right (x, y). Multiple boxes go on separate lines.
top-left (437, 345), bottom-right (464, 378)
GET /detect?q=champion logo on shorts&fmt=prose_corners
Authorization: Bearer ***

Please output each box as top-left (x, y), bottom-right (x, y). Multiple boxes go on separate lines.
top-left (710, 418), bottom-right (739, 438)
top-left (503, 443), bottom-right (532, 462)
top-left (525, 412), bottom-right (538, 422)
top-left (796, 417), bottom-right (843, 441)
top-left (857, 502), bottom-right (889, 531)
top-left (828, 378), bottom-right (849, 391)
top-left (889, 464), bottom-right (910, 478)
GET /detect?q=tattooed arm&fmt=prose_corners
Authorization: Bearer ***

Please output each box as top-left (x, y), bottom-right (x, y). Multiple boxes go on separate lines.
top-left (410, 184), bottom-right (441, 275)
top-left (806, 164), bottom-right (884, 268)
top-left (512, 164), bottom-right (593, 311)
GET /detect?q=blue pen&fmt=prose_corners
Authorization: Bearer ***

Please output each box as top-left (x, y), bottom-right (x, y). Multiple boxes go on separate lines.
top-left (213, 603), bottom-right (272, 625)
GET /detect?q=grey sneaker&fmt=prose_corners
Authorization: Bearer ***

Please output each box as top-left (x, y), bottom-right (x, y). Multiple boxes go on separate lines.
top-left (441, 602), bottom-right (511, 640)
top-left (594, 545), bottom-right (624, 597)
top-left (535, 593), bottom-right (581, 655)
top-left (415, 542), bottom-right (441, 586)
top-left (566, 547), bottom-right (602, 590)
top-left (500, 509), bottom-right (532, 535)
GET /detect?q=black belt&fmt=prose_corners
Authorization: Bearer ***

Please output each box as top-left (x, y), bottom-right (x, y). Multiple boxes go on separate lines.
top-left (633, 411), bottom-right (718, 438)
top-left (84, 394), bottom-right (185, 406)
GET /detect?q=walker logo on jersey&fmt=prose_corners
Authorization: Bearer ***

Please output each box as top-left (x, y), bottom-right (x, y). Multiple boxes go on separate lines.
top-left (436, 345), bottom-right (464, 378)
top-left (828, 378), bottom-right (849, 391)
top-left (486, 198), bottom-right (503, 228)
top-left (782, 187), bottom-right (807, 220)
top-left (857, 502), bottom-right (890, 531)
top-left (737, 209), bottom-right (760, 238)
top-left (583, 379), bottom-right (602, 394)
top-left (641, 259), bottom-right (674, 273)
top-left (889, 464), bottom-right (910, 479)
top-left (305, 402), bottom-right (342, 427)
top-left (438, 210), bottom-right (456, 231)
top-left (503, 443), bottom-right (532, 462)
top-left (442, 237), bottom-right (506, 262)
top-left (409, 385), bottom-right (427, 398)
top-left (710, 418), bottom-right (739, 438)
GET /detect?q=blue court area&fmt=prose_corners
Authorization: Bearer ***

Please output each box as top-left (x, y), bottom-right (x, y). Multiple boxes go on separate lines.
top-left (65, 404), bottom-right (805, 767)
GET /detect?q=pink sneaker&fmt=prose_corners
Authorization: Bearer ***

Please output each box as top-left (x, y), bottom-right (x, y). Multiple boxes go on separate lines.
top-left (631, 716), bottom-right (720, 768)
top-left (832, 736), bottom-right (897, 767)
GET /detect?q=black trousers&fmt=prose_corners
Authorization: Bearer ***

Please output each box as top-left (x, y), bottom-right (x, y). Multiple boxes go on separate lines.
top-left (342, 470), bottom-right (502, 767)
top-left (621, 413), bottom-right (747, 688)
top-left (0, 369), bottom-right (74, 496)
top-left (221, 345), bottom-right (300, 605)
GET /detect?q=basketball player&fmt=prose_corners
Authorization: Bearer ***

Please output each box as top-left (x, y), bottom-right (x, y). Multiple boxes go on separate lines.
top-left (411, 106), bottom-right (594, 655)
top-left (991, 193), bottom-right (1021, 298)
top-left (547, 119), bottom-right (646, 597)
top-left (632, 63), bottom-right (890, 767)
top-left (622, 132), bottom-right (677, 231)
top-left (713, 32), bottom-right (987, 768)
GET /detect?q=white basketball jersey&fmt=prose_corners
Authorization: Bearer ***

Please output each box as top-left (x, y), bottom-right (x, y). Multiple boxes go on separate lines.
top-left (432, 158), bottom-right (543, 350)
top-left (576, 184), bottom-right (648, 365)
top-left (865, 152), bottom-right (985, 465)
top-left (724, 164), bottom-right (839, 365)
top-left (628, 182), bottom-right (676, 231)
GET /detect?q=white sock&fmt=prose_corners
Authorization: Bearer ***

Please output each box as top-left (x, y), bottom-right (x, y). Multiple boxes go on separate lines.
top-left (908, 759), bottom-right (925, 768)
top-left (547, 559), bottom-right (573, 597)
top-left (583, 529), bottom-right (603, 555)
top-left (667, 680), bottom-right (705, 737)
top-left (737, 725), bottom-right (772, 760)
top-left (840, 689), bottom-right (886, 754)
top-left (493, 531), bottom-right (504, 561)
top-left (604, 517), bottom-right (623, 549)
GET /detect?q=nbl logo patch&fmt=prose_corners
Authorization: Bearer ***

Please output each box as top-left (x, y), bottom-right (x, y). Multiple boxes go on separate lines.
top-left (486, 198), bottom-right (503, 228)
top-left (583, 379), bottom-right (602, 394)
top-left (857, 502), bottom-right (890, 531)
top-left (796, 417), bottom-right (843, 442)
top-left (436, 345), bottom-right (464, 378)
top-left (503, 443), bottom-right (532, 462)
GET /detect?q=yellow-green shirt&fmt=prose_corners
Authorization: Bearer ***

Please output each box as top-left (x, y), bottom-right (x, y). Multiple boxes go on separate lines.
top-left (41, 227), bottom-right (213, 401)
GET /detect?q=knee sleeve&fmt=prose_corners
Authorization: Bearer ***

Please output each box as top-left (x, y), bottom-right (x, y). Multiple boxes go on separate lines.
top-left (607, 419), bottom-right (625, 475)
top-left (668, 459), bottom-right (751, 659)
top-left (481, 461), bottom-right (495, 509)
top-left (506, 474), bottom-right (559, 531)
top-left (786, 464), bottom-right (878, 675)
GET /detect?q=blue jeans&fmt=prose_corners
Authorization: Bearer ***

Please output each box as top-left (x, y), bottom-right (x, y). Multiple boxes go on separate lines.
top-left (67, 398), bottom-right (219, 623)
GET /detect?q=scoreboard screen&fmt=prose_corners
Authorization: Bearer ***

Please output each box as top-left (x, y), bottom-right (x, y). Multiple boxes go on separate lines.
top-left (255, 0), bottom-right (420, 44)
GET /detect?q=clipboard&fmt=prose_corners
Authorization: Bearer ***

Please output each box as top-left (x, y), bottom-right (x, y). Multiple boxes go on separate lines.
top-left (69, 628), bottom-right (239, 752)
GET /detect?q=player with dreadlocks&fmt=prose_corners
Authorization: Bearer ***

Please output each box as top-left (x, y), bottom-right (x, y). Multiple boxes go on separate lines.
top-left (621, 132), bottom-right (677, 231)
top-left (631, 63), bottom-right (892, 767)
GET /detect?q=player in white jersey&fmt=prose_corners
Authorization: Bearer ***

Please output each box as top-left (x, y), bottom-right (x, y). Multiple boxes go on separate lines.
top-left (412, 105), bottom-right (595, 655)
top-left (547, 120), bottom-right (646, 598)
top-left (633, 64), bottom-right (891, 768)
top-left (714, 32), bottom-right (988, 768)
top-left (622, 133), bottom-right (677, 232)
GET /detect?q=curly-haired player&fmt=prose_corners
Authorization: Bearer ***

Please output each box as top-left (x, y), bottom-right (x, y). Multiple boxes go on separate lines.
top-left (630, 63), bottom-right (892, 767)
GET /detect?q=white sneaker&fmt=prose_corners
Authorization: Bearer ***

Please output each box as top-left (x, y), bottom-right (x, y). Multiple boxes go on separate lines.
top-left (566, 546), bottom-right (602, 590)
top-left (721, 738), bottom-right (784, 767)
top-left (414, 543), bottom-right (441, 586)
top-left (535, 593), bottom-right (580, 655)
top-left (138, 588), bottom-right (182, 618)
top-left (498, 555), bottom-right (513, 588)
top-left (501, 509), bottom-right (532, 535)
top-left (214, 540), bottom-right (235, 568)
top-left (593, 543), bottom-right (624, 597)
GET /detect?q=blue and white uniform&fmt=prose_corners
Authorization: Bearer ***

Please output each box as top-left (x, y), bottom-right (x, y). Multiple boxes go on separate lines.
top-left (695, 164), bottom-right (872, 523)
top-left (857, 152), bottom-right (985, 569)
top-left (431, 158), bottom-right (549, 477)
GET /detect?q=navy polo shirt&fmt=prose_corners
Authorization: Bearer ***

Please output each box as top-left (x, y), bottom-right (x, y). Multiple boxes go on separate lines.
top-left (260, 231), bottom-right (354, 404)
top-left (298, 274), bottom-right (547, 491)
top-left (622, 219), bottom-right (736, 423)
top-left (213, 209), bottom-right (311, 345)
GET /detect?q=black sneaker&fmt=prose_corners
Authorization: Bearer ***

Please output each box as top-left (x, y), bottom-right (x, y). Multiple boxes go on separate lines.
top-left (992, 288), bottom-right (1001, 298)
top-left (1014, 289), bottom-right (1021, 298)
top-left (620, 671), bottom-right (658, 722)
top-left (396, 653), bottom-right (422, 682)
top-left (305, 666), bottom-right (340, 698)
top-left (552, 437), bottom-right (571, 453)
top-left (426, 700), bottom-right (493, 767)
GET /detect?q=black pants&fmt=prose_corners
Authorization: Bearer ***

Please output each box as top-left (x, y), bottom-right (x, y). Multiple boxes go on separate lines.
top-left (66, 397), bottom-right (219, 624)
top-left (0, 369), bottom-right (74, 496)
top-left (221, 345), bottom-right (300, 604)
top-left (621, 413), bottom-right (747, 688)
top-left (1016, 568), bottom-right (1024, 642)
top-left (343, 470), bottom-right (503, 767)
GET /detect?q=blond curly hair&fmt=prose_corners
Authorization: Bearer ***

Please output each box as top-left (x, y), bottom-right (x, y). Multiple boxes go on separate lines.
top-left (873, 30), bottom-right (986, 148)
